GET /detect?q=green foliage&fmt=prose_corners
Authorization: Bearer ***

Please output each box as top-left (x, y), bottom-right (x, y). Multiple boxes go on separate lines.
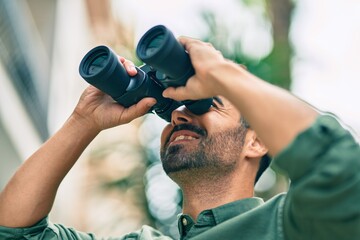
top-left (201, 1), bottom-right (292, 90)
top-left (242, 0), bottom-right (266, 8)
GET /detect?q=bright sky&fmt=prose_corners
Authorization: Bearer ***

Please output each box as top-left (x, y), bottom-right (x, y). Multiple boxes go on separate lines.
top-left (291, 0), bottom-right (360, 136)
top-left (113, 0), bottom-right (360, 135)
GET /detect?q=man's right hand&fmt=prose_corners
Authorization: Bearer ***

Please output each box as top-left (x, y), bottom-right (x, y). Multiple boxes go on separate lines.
top-left (0, 57), bottom-right (156, 228)
top-left (72, 57), bottom-right (156, 132)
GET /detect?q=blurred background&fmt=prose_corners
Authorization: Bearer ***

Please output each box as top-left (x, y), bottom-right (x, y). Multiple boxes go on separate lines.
top-left (0, 0), bottom-right (359, 238)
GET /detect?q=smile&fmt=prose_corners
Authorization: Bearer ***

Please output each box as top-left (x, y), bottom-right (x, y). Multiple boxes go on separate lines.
top-left (168, 130), bottom-right (201, 146)
top-left (173, 135), bottom-right (196, 141)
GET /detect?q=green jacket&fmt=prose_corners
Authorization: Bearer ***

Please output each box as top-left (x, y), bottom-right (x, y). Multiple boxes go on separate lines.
top-left (1, 114), bottom-right (359, 239)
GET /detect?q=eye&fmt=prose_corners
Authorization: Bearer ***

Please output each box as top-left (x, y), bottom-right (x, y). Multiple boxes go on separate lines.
top-left (211, 101), bottom-right (219, 109)
top-left (211, 96), bottom-right (224, 109)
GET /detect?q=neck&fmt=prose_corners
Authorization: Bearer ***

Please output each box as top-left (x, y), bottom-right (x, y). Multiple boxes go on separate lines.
top-left (172, 168), bottom-right (255, 221)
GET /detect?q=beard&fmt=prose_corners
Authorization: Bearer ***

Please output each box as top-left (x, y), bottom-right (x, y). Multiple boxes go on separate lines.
top-left (160, 124), bottom-right (247, 175)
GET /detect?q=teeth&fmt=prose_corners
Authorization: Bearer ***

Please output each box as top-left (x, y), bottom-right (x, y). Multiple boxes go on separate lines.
top-left (174, 135), bottom-right (196, 141)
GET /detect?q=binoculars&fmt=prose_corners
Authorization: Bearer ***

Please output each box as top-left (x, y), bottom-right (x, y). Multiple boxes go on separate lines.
top-left (79, 25), bottom-right (213, 122)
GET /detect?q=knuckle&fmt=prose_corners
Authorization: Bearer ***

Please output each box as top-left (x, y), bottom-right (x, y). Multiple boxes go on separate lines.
top-left (206, 42), bottom-right (213, 48)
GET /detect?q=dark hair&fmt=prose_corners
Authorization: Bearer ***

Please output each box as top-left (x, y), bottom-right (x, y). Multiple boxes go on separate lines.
top-left (255, 154), bottom-right (271, 184)
top-left (240, 117), bottom-right (271, 185)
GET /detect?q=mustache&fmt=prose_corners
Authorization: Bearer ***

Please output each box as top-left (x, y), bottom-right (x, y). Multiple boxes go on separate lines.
top-left (164, 124), bottom-right (207, 147)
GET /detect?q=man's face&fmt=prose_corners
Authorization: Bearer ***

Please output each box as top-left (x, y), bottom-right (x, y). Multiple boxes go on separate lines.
top-left (160, 97), bottom-right (248, 176)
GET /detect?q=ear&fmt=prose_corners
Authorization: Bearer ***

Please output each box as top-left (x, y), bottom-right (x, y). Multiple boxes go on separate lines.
top-left (243, 130), bottom-right (268, 160)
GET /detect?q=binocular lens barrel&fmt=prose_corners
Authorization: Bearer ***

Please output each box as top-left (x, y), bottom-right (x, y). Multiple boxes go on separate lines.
top-left (137, 25), bottom-right (213, 115)
top-left (87, 53), bottom-right (108, 75)
top-left (136, 25), bottom-right (194, 87)
top-left (145, 34), bottom-right (165, 57)
top-left (79, 46), bottom-right (130, 98)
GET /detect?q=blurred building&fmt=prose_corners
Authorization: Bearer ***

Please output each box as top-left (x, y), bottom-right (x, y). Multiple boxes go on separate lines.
top-left (0, 0), bottom-right (55, 189)
top-left (0, 0), bottom-right (155, 237)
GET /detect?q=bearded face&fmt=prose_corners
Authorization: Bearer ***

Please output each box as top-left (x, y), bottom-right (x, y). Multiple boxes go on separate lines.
top-left (160, 123), bottom-right (247, 175)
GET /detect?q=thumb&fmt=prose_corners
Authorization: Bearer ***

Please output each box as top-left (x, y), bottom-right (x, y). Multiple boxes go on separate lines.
top-left (120, 98), bottom-right (157, 123)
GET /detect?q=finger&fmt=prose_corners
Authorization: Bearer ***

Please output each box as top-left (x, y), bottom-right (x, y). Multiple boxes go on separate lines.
top-left (121, 98), bottom-right (157, 123)
top-left (239, 64), bottom-right (247, 70)
top-left (123, 60), bottom-right (137, 76)
top-left (162, 86), bottom-right (189, 101)
top-left (118, 56), bottom-right (137, 76)
top-left (178, 36), bottom-right (199, 51)
top-left (178, 36), bottom-right (190, 45)
top-left (80, 85), bottom-right (104, 101)
top-left (178, 36), bottom-right (197, 45)
top-left (119, 56), bottom-right (126, 63)
top-left (86, 85), bottom-right (101, 94)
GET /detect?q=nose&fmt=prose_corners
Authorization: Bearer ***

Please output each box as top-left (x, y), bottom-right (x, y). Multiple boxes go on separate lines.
top-left (171, 106), bottom-right (193, 126)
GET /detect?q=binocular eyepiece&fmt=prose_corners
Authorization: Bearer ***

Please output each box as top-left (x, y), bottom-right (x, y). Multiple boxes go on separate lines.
top-left (79, 25), bottom-right (213, 122)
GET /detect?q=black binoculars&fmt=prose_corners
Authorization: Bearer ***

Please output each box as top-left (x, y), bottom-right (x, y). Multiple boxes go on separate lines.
top-left (79, 25), bottom-right (213, 122)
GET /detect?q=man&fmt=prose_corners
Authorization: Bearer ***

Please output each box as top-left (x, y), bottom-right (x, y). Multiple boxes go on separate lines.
top-left (0, 37), bottom-right (359, 240)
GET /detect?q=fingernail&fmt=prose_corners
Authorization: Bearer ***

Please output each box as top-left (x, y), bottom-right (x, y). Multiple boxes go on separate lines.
top-left (129, 66), bottom-right (136, 71)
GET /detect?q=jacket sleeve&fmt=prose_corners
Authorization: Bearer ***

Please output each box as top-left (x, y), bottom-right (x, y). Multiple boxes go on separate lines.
top-left (0, 216), bottom-right (97, 240)
top-left (272, 114), bottom-right (360, 240)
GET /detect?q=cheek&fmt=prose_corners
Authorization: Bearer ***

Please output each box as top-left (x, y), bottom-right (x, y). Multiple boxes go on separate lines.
top-left (160, 124), bottom-right (172, 147)
top-left (199, 114), bottom-right (229, 134)
top-left (200, 110), bottom-right (241, 134)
